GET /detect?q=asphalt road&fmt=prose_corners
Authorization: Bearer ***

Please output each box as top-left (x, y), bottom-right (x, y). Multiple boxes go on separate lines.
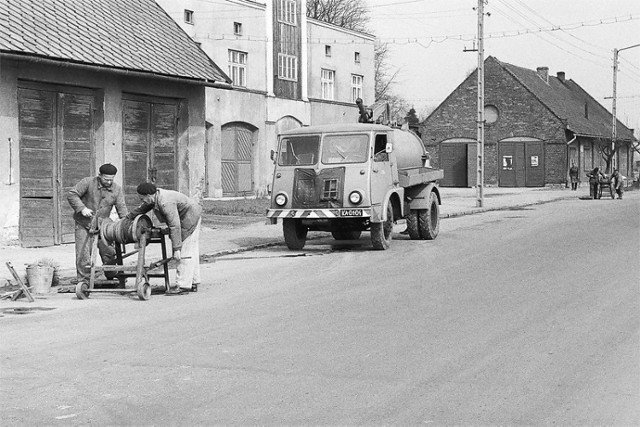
top-left (1, 194), bottom-right (638, 425)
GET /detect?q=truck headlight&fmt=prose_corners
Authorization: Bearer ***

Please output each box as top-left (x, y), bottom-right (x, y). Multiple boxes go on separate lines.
top-left (348, 191), bottom-right (362, 205)
top-left (274, 193), bottom-right (288, 207)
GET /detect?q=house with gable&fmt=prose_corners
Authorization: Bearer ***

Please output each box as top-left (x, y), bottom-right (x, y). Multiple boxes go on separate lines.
top-left (421, 56), bottom-right (636, 188)
top-left (154, 0), bottom-right (376, 198)
top-left (0, 0), bottom-right (231, 247)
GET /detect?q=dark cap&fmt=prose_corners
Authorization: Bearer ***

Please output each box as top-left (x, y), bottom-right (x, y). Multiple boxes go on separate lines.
top-left (136, 182), bottom-right (157, 195)
top-left (99, 163), bottom-right (118, 175)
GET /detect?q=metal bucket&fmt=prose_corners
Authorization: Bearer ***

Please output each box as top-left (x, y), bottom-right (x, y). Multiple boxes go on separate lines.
top-left (26, 265), bottom-right (54, 294)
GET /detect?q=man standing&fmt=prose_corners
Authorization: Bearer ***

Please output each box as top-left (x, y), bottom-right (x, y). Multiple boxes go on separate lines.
top-left (67, 163), bottom-right (128, 282)
top-left (569, 162), bottom-right (579, 191)
top-left (127, 183), bottom-right (202, 294)
top-left (587, 167), bottom-right (603, 199)
top-left (611, 169), bottom-right (624, 199)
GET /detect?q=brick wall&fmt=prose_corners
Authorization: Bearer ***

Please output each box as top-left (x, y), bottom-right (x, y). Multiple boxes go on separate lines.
top-left (421, 56), bottom-right (567, 186)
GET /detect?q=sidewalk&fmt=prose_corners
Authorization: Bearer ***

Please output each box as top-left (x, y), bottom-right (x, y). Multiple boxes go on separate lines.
top-left (0, 186), bottom-right (607, 285)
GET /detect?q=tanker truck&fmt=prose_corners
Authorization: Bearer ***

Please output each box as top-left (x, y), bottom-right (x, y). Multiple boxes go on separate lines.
top-left (266, 121), bottom-right (444, 250)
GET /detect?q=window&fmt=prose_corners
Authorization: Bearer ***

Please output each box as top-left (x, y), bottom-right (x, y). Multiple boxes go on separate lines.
top-left (321, 69), bottom-right (334, 100)
top-left (484, 105), bottom-right (499, 124)
top-left (325, 45), bottom-right (332, 57)
top-left (278, 136), bottom-right (319, 166)
top-left (278, 53), bottom-right (297, 81)
top-left (228, 50), bottom-right (247, 87)
top-left (184, 9), bottom-right (193, 24)
top-left (502, 156), bottom-right (513, 170)
top-left (234, 22), bottom-right (242, 35)
top-left (322, 134), bottom-right (369, 164)
top-left (354, 52), bottom-right (360, 63)
top-left (279, 0), bottom-right (297, 25)
top-left (351, 74), bottom-right (363, 102)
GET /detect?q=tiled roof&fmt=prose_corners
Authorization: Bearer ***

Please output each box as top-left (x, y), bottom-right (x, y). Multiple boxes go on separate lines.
top-left (0, 0), bottom-right (230, 84)
top-left (494, 57), bottom-right (635, 141)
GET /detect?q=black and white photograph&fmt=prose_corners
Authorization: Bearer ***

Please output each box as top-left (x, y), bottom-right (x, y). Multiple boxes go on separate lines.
top-left (1, 0), bottom-right (639, 424)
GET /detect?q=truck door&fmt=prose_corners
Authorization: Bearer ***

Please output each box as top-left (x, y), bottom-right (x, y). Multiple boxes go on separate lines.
top-left (369, 133), bottom-right (395, 218)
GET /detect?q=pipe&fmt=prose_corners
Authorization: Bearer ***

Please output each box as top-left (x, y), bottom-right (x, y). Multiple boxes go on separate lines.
top-left (100, 215), bottom-right (153, 245)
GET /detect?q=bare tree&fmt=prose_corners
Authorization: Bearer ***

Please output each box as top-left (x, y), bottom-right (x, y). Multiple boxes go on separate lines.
top-left (306, 0), bottom-right (370, 32)
top-left (375, 41), bottom-right (408, 123)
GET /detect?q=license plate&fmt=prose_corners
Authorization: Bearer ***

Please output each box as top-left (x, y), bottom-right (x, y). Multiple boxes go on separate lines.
top-left (340, 209), bottom-right (362, 217)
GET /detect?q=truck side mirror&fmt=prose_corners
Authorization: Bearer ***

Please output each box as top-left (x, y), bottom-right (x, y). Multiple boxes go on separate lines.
top-left (385, 142), bottom-right (393, 153)
top-left (270, 149), bottom-right (277, 162)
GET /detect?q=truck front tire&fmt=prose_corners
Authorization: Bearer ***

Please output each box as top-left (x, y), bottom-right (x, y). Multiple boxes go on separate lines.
top-left (283, 218), bottom-right (308, 250)
top-left (371, 203), bottom-right (393, 250)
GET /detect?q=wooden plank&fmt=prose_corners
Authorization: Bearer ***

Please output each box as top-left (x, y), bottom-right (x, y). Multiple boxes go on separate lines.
top-left (5, 262), bottom-right (35, 302)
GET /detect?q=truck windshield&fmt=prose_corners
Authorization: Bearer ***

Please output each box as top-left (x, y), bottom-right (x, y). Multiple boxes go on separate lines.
top-left (278, 135), bottom-right (320, 166)
top-left (321, 134), bottom-right (369, 164)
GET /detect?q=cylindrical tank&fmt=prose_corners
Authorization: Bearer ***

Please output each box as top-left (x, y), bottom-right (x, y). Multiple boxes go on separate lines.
top-left (391, 129), bottom-right (427, 170)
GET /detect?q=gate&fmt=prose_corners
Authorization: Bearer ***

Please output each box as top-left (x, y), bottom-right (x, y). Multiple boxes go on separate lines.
top-left (221, 123), bottom-right (256, 197)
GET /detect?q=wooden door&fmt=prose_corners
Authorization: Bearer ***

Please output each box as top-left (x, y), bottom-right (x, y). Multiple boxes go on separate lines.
top-left (123, 99), bottom-right (177, 209)
top-left (221, 124), bottom-right (254, 197)
top-left (440, 143), bottom-right (467, 187)
top-left (18, 87), bottom-right (94, 247)
top-left (525, 141), bottom-right (544, 187)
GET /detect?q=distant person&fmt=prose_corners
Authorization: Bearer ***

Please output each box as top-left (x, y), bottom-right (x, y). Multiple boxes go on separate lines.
top-left (569, 162), bottom-right (579, 191)
top-left (67, 163), bottom-right (128, 283)
top-left (127, 183), bottom-right (202, 294)
top-left (611, 169), bottom-right (624, 199)
top-left (587, 167), bottom-right (603, 199)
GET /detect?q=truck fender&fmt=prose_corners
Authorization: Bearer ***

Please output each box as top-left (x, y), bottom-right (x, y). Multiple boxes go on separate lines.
top-left (372, 188), bottom-right (404, 223)
top-left (407, 183), bottom-right (441, 210)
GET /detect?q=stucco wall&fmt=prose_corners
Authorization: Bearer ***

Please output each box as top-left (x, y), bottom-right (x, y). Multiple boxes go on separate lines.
top-left (0, 58), bottom-right (207, 244)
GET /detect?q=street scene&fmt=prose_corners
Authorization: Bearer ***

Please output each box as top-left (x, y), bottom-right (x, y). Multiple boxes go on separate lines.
top-left (1, 0), bottom-right (639, 425)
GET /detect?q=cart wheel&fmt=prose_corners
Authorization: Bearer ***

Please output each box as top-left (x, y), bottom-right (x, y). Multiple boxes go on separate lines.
top-left (137, 281), bottom-right (151, 301)
top-left (75, 282), bottom-right (90, 300)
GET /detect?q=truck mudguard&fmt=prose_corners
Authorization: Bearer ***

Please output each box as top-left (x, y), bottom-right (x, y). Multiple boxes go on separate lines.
top-left (405, 183), bottom-right (441, 210)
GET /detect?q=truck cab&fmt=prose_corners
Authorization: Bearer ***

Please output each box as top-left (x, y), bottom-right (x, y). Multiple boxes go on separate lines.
top-left (267, 123), bottom-right (443, 250)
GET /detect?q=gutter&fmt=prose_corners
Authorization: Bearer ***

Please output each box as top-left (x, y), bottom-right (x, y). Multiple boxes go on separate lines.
top-left (1, 52), bottom-right (232, 88)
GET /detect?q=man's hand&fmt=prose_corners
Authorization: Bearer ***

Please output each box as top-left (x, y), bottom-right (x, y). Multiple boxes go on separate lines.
top-left (173, 250), bottom-right (181, 261)
top-left (81, 208), bottom-right (94, 217)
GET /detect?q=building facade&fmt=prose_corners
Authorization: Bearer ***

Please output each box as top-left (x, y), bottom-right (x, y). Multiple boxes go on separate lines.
top-left (421, 56), bottom-right (636, 187)
top-left (0, 0), bottom-right (229, 246)
top-left (155, 0), bottom-right (376, 198)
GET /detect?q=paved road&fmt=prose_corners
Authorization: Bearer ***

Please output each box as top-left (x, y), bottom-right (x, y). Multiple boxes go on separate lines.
top-left (1, 195), bottom-right (638, 425)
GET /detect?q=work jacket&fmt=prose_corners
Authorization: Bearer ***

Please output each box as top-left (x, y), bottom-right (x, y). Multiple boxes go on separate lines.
top-left (128, 188), bottom-right (202, 251)
top-left (67, 176), bottom-right (128, 230)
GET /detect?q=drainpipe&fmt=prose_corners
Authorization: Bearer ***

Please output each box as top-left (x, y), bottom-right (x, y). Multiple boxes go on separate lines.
top-left (8, 137), bottom-right (13, 185)
top-left (566, 134), bottom-right (577, 188)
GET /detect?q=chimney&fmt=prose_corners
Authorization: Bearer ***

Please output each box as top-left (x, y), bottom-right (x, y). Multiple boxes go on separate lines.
top-left (536, 66), bottom-right (549, 83)
top-left (556, 71), bottom-right (565, 83)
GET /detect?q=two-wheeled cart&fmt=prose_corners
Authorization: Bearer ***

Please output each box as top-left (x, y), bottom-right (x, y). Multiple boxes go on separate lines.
top-left (75, 214), bottom-right (171, 301)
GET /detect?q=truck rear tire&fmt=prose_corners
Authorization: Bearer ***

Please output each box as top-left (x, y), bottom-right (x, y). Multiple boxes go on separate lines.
top-left (418, 192), bottom-right (439, 240)
top-left (371, 203), bottom-right (393, 250)
top-left (331, 230), bottom-right (362, 241)
top-left (406, 210), bottom-right (420, 240)
top-left (283, 218), bottom-right (308, 250)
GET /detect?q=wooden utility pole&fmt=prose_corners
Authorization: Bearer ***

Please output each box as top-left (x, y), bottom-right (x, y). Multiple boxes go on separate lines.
top-left (611, 43), bottom-right (640, 172)
top-left (476, 0), bottom-right (485, 207)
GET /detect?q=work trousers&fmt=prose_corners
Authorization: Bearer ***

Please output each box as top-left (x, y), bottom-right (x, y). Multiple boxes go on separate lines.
top-left (590, 182), bottom-right (600, 199)
top-left (176, 218), bottom-right (201, 290)
top-left (75, 223), bottom-right (117, 281)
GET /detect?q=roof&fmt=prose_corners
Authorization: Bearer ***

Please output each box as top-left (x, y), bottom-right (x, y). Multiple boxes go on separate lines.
top-left (494, 57), bottom-right (635, 142)
top-left (280, 123), bottom-right (393, 136)
top-left (0, 0), bottom-right (230, 85)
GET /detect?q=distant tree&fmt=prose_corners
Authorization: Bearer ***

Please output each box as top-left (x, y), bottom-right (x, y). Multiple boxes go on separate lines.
top-left (306, 0), bottom-right (370, 32)
top-left (375, 41), bottom-right (409, 123)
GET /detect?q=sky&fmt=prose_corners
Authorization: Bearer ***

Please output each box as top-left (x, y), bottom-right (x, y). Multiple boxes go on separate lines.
top-left (366, 0), bottom-right (640, 136)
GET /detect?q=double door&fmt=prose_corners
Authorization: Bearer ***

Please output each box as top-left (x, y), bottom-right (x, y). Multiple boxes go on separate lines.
top-left (18, 85), bottom-right (94, 247)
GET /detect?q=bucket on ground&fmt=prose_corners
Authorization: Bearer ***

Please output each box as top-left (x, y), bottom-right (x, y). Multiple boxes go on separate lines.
top-left (26, 265), bottom-right (54, 294)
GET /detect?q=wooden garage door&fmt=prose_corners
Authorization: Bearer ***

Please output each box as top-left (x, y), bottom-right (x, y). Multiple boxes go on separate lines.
top-left (123, 99), bottom-right (177, 209)
top-left (18, 87), bottom-right (94, 247)
top-left (440, 143), bottom-right (468, 187)
top-left (221, 124), bottom-right (254, 197)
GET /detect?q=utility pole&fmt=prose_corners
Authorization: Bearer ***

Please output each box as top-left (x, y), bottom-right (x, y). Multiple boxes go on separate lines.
top-left (611, 43), bottom-right (640, 172)
top-left (476, 0), bottom-right (485, 207)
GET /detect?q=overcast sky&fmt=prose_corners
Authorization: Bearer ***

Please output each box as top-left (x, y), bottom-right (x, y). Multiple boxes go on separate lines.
top-left (367, 0), bottom-right (640, 135)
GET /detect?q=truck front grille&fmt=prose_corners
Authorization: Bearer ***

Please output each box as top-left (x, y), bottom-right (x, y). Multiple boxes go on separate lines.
top-left (292, 167), bottom-right (345, 208)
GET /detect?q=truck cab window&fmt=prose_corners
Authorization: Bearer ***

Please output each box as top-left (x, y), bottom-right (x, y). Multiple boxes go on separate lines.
top-left (374, 134), bottom-right (388, 162)
top-left (278, 136), bottom-right (320, 166)
top-left (322, 134), bottom-right (369, 164)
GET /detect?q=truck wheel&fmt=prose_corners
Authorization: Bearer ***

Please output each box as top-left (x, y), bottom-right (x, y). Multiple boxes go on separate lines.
top-left (283, 218), bottom-right (308, 250)
top-left (418, 192), bottom-right (440, 240)
top-left (406, 210), bottom-right (420, 240)
top-left (371, 203), bottom-right (393, 250)
top-left (331, 230), bottom-right (362, 240)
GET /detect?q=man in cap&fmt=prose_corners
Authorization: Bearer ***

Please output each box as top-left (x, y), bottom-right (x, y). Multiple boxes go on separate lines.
top-left (67, 163), bottom-right (128, 282)
top-left (127, 183), bottom-right (202, 294)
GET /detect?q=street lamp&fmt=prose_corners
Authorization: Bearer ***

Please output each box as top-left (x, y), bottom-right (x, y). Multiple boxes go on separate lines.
top-left (611, 43), bottom-right (640, 171)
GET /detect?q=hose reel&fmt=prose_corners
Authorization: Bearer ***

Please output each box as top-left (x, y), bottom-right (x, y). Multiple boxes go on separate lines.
top-left (99, 214), bottom-right (153, 245)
